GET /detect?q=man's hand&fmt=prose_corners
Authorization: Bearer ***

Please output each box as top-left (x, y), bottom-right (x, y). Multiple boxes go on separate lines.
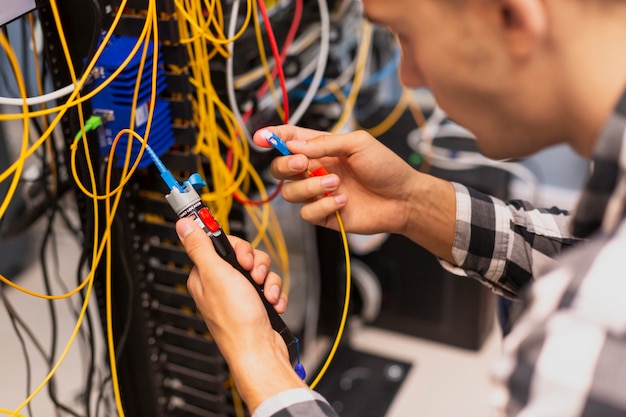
top-left (253, 125), bottom-right (457, 262)
top-left (176, 218), bottom-right (306, 412)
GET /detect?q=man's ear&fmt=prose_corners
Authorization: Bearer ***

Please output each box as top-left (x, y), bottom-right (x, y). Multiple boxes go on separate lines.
top-left (499, 0), bottom-right (547, 57)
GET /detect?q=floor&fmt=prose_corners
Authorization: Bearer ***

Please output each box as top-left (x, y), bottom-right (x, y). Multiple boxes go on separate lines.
top-left (0, 213), bottom-right (502, 417)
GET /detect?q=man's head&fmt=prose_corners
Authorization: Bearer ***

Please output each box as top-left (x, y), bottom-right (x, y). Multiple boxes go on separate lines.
top-left (362, 0), bottom-right (626, 159)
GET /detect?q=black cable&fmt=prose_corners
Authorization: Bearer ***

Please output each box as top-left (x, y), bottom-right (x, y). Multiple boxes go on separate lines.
top-left (20, 17), bottom-right (32, 95)
top-left (0, 287), bottom-right (34, 417)
top-left (57, 201), bottom-right (83, 238)
top-left (84, 0), bottom-right (104, 75)
top-left (47, 198), bottom-right (96, 416)
top-left (90, 157), bottom-right (136, 417)
top-left (76, 247), bottom-right (96, 417)
top-left (40, 204), bottom-right (83, 417)
top-left (0, 25), bottom-right (20, 97)
top-left (112, 211), bottom-right (135, 358)
top-left (94, 373), bottom-right (113, 417)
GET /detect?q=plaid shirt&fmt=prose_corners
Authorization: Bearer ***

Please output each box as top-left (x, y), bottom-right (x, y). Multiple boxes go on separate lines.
top-left (490, 92), bottom-right (626, 416)
top-left (441, 184), bottom-right (581, 299)
top-left (253, 95), bottom-right (626, 417)
top-left (252, 388), bottom-right (337, 417)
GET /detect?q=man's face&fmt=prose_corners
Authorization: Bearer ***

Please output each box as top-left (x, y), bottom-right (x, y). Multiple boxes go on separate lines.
top-left (362, 0), bottom-right (564, 159)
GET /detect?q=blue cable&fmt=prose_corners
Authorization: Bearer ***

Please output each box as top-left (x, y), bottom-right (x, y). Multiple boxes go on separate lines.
top-left (294, 338), bottom-right (306, 380)
top-left (289, 48), bottom-right (400, 103)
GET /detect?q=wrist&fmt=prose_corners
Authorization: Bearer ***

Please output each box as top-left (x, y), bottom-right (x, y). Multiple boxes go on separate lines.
top-left (404, 173), bottom-right (457, 263)
top-left (226, 336), bottom-right (307, 413)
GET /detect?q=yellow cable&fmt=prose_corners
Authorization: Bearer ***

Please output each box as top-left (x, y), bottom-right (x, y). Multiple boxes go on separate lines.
top-left (251, 0), bottom-right (285, 121)
top-left (407, 97), bottom-right (432, 173)
top-left (0, 0), bottom-right (151, 186)
top-left (0, 33), bottom-right (29, 224)
top-left (173, 0), bottom-right (252, 45)
top-left (356, 87), bottom-right (413, 138)
top-left (331, 21), bottom-right (372, 133)
top-left (229, 378), bottom-right (245, 417)
top-left (309, 210), bottom-right (351, 390)
top-left (103, 5), bottom-right (160, 416)
top-left (9, 258), bottom-right (98, 416)
top-left (6, 0), bottom-right (107, 404)
top-left (174, 0), bottom-right (291, 315)
top-left (3, 5), bottom-right (158, 416)
top-left (29, 13), bottom-right (58, 196)
top-left (0, 411), bottom-right (24, 417)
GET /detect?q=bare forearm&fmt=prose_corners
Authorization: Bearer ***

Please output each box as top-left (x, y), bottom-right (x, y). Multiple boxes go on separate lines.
top-left (227, 341), bottom-right (308, 413)
top-left (403, 173), bottom-right (457, 264)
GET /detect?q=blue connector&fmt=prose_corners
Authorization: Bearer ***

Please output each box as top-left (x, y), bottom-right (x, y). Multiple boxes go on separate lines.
top-left (144, 144), bottom-right (183, 192)
top-left (259, 129), bottom-right (292, 156)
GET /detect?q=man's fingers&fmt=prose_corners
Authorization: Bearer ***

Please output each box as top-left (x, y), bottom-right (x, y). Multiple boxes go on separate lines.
top-left (176, 217), bottom-right (216, 267)
top-left (253, 125), bottom-right (325, 148)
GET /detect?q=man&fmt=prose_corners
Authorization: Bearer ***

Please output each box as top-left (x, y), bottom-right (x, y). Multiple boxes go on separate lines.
top-left (176, 0), bottom-right (626, 415)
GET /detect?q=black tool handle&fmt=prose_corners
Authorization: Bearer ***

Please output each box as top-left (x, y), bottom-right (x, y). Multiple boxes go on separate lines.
top-left (210, 231), bottom-right (298, 362)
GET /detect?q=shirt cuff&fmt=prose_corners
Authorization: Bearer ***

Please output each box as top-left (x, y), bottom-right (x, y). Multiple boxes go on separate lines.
top-left (252, 388), bottom-right (331, 417)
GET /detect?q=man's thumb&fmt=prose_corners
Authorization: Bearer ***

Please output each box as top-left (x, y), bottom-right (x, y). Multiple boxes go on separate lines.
top-left (176, 217), bottom-right (214, 265)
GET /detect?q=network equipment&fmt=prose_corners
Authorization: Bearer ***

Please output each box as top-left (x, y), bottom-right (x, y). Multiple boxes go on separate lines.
top-left (3, 1), bottom-right (358, 416)
top-left (86, 35), bottom-right (175, 168)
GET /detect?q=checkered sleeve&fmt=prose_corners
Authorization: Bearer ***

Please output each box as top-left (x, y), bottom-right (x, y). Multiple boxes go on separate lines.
top-left (490, 221), bottom-right (626, 416)
top-left (440, 183), bottom-right (580, 298)
top-left (252, 388), bottom-right (337, 417)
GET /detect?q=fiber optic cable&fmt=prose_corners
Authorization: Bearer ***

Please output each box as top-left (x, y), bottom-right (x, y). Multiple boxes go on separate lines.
top-left (3, 3), bottom-right (157, 413)
top-left (356, 87), bottom-right (413, 138)
top-left (102, 6), bottom-right (160, 416)
top-left (173, 0), bottom-right (253, 45)
top-left (176, 3), bottom-right (241, 225)
top-left (0, 0), bottom-right (152, 187)
top-left (252, 0), bottom-right (303, 106)
top-left (309, 209), bottom-right (350, 390)
top-left (175, 0), bottom-right (285, 261)
top-left (254, 0), bottom-right (290, 123)
top-left (3, 6), bottom-right (156, 416)
top-left (0, 31), bottom-right (29, 228)
top-left (262, 130), bottom-right (351, 389)
top-left (331, 20), bottom-right (373, 133)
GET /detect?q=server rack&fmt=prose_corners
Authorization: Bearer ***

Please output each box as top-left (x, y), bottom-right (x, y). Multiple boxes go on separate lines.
top-left (38, 1), bottom-right (342, 416)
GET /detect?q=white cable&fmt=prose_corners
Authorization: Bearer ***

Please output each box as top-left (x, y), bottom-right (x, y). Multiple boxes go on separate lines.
top-left (227, 0), bottom-right (330, 150)
top-left (233, 24), bottom-right (322, 90)
top-left (0, 84), bottom-right (76, 106)
top-left (350, 259), bottom-right (382, 323)
top-left (226, 0), bottom-right (259, 150)
top-left (255, 48), bottom-right (320, 111)
top-left (315, 59), bottom-right (356, 97)
top-left (408, 128), bottom-right (540, 201)
top-left (288, 0), bottom-right (330, 126)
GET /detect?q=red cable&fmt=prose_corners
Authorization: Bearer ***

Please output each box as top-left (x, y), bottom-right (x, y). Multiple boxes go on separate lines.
top-left (228, 148), bottom-right (285, 206)
top-left (242, 0), bottom-right (303, 124)
top-left (256, 0), bottom-right (303, 100)
top-left (257, 0), bottom-right (290, 124)
top-left (234, 0), bottom-right (303, 206)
